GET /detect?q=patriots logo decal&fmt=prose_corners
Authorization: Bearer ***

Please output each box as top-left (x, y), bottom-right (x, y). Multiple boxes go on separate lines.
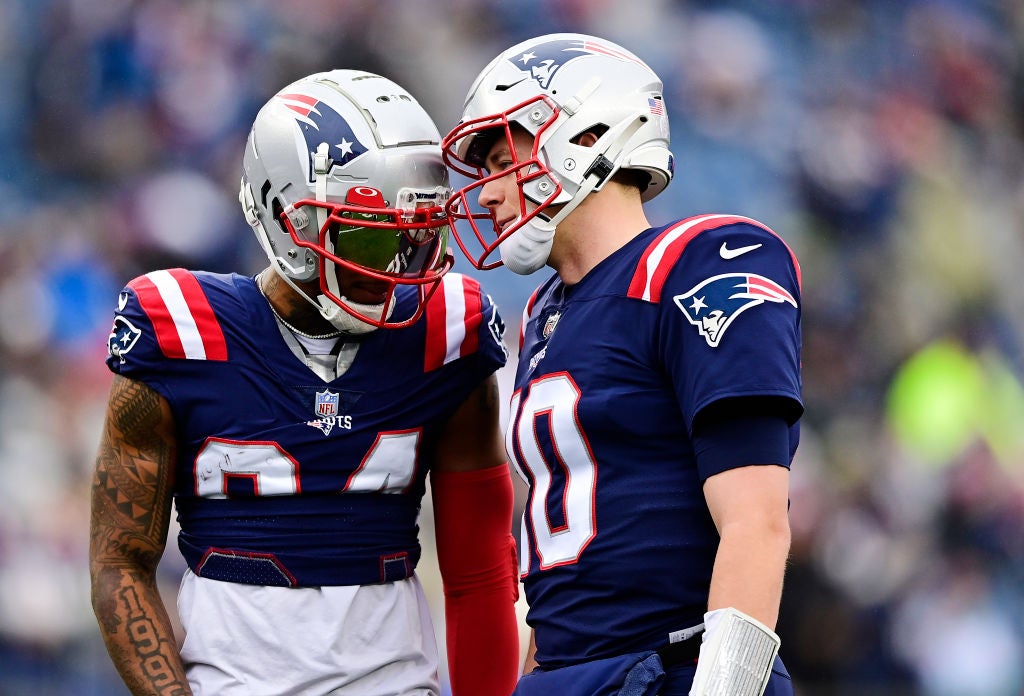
top-left (486, 298), bottom-right (509, 361)
top-left (275, 92), bottom-right (368, 182)
top-left (673, 273), bottom-right (797, 348)
top-left (108, 316), bottom-right (142, 364)
top-left (510, 39), bottom-right (644, 89)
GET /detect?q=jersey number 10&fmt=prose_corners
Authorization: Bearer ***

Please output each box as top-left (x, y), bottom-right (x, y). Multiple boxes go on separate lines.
top-left (508, 374), bottom-right (597, 574)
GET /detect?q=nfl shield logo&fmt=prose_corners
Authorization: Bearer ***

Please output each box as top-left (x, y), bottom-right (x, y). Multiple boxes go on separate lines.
top-left (543, 311), bottom-right (561, 339)
top-left (314, 389), bottom-right (339, 417)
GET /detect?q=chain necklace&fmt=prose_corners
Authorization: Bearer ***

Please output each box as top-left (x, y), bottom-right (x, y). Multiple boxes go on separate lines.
top-left (257, 271), bottom-right (343, 340)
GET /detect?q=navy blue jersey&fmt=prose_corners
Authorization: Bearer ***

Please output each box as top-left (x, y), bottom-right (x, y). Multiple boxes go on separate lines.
top-left (105, 269), bottom-right (506, 587)
top-left (508, 215), bottom-right (802, 668)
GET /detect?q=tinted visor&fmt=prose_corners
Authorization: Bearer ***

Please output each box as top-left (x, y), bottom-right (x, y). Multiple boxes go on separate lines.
top-left (330, 209), bottom-right (449, 278)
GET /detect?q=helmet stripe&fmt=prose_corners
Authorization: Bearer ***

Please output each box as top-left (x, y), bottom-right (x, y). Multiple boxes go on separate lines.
top-left (275, 92), bottom-right (320, 117)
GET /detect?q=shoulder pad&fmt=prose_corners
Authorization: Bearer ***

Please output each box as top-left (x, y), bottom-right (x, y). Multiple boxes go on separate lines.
top-left (627, 214), bottom-right (797, 303)
top-left (424, 272), bottom-right (488, 371)
top-left (126, 269), bottom-right (229, 361)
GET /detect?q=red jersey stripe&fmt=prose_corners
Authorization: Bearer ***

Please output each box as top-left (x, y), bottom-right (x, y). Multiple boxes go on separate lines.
top-left (424, 279), bottom-right (449, 372)
top-left (129, 275), bottom-right (187, 359)
top-left (128, 270), bottom-right (228, 361)
top-left (167, 269), bottom-right (228, 361)
top-left (627, 215), bottom-right (798, 303)
top-left (460, 275), bottom-right (483, 359)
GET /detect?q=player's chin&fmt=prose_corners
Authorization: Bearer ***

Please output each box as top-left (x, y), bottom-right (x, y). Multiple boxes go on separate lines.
top-left (345, 283), bottom-right (389, 306)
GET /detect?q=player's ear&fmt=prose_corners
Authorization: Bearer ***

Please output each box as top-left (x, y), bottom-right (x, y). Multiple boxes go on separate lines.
top-left (571, 124), bottom-right (608, 148)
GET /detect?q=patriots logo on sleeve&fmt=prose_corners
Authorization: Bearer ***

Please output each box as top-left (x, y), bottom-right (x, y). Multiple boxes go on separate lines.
top-left (673, 273), bottom-right (797, 348)
top-left (275, 92), bottom-right (368, 182)
top-left (108, 315), bottom-right (142, 364)
top-left (510, 39), bottom-right (646, 89)
top-left (486, 299), bottom-right (509, 361)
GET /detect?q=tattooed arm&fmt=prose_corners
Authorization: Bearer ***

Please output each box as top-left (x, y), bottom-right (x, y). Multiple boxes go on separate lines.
top-left (90, 374), bottom-right (192, 696)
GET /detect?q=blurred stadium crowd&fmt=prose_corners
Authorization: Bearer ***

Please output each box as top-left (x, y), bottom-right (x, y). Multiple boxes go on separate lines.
top-left (1, 0), bottom-right (1023, 694)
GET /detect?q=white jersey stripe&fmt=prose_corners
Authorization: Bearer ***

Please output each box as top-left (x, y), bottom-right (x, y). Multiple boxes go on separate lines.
top-left (146, 270), bottom-right (208, 360)
top-left (441, 274), bottom-right (468, 366)
top-left (638, 213), bottom-right (745, 301)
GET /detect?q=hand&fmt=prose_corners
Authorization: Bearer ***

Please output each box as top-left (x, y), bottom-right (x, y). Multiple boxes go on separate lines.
top-left (689, 607), bottom-right (779, 696)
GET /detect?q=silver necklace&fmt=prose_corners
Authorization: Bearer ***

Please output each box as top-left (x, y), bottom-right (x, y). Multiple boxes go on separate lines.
top-left (257, 271), bottom-right (343, 340)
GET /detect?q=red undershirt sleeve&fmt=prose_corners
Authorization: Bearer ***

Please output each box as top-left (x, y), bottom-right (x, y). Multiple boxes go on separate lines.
top-left (431, 465), bottom-right (520, 696)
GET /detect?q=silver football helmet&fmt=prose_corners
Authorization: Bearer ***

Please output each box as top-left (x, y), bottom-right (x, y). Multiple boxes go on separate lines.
top-left (442, 33), bottom-right (674, 274)
top-left (240, 69), bottom-right (453, 332)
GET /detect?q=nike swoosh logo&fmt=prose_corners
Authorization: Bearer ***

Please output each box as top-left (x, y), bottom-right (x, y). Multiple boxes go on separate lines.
top-left (720, 242), bottom-right (762, 259)
top-left (496, 77), bottom-right (528, 92)
top-left (118, 291), bottom-right (129, 311)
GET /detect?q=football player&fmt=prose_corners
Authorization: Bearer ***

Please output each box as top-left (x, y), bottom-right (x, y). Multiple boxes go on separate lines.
top-left (442, 34), bottom-right (802, 696)
top-left (90, 69), bottom-right (519, 696)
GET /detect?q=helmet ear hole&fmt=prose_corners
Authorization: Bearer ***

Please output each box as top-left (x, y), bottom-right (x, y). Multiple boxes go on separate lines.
top-left (260, 180), bottom-right (273, 208)
top-left (570, 124), bottom-right (608, 146)
top-left (270, 198), bottom-right (288, 235)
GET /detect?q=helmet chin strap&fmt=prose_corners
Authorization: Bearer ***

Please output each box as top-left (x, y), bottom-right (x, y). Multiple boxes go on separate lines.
top-left (318, 293), bottom-right (394, 335)
top-left (309, 141), bottom-right (392, 334)
top-left (499, 216), bottom-right (556, 275)
top-left (319, 257), bottom-right (394, 335)
top-left (498, 161), bottom-right (602, 275)
top-left (499, 112), bottom-right (648, 275)
top-left (313, 143), bottom-right (332, 233)
top-left (262, 263), bottom-right (392, 336)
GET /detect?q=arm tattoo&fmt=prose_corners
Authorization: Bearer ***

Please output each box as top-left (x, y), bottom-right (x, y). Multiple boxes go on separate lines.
top-left (91, 375), bottom-right (190, 694)
top-left (119, 585), bottom-right (190, 695)
top-left (93, 376), bottom-right (175, 544)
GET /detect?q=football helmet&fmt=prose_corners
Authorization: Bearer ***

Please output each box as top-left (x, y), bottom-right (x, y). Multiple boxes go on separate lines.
top-left (240, 69), bottom-right (453, 332)
top-left (442, 33), bottom-right (674, 274)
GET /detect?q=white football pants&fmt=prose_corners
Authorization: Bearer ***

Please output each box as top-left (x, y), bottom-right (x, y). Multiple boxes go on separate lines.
top-left (177, 570), bottom-right (440, 695)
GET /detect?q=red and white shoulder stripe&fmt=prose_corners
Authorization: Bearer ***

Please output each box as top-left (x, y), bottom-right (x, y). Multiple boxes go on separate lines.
top-left (626, 214), bottom-right (802, 303)
top-left (128, 269), bottom-right (228, 361)
top-left (423, 273), bottom-right (485, 372)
